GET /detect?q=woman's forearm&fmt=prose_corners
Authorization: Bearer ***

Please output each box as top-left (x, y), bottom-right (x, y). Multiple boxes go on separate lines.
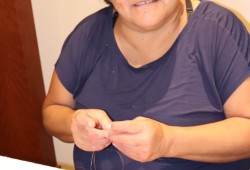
top-left (167, 117), bottom-right (250, 162)
top-left (42, 105), bottom-right (75, 143)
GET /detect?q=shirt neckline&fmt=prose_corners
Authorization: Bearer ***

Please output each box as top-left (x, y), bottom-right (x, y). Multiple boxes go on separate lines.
top-left (106, 4), bottom-right (196, 71)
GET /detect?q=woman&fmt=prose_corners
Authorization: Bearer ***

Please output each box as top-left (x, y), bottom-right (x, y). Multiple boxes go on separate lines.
top-left (43, 0), bottom-right (250, 169)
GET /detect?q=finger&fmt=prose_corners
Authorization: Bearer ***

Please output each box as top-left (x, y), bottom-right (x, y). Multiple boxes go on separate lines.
top-left (108, 132), bottom-right (139, 147)
top-left (75, 136), bottom-right (111, 152)
top-left (74, 110), bottom-right (97, 129)
top-left (88, 137), bottom-right (111, 147)
top-left (85, 109), bottom-right (112, 130)
top-left (88, 128), bottom-right (111, 139)
top-left (112, 143), bottom-right (142, 162)
top-left (108, 120), bottom-right (141, 134)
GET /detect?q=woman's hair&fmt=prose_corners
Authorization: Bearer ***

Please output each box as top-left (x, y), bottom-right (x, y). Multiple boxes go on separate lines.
top-left (104, 0), bottom-right (112, 5)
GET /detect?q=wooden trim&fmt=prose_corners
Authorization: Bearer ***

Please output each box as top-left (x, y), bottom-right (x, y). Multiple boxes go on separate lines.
top-left (0, 0), bottom-right (57, 167)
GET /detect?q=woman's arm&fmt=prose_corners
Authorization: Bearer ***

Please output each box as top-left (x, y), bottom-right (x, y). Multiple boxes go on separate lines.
top-left (168, 118), bottom-right (250, 162)
top-left (43, 70), bottom-right (112, 151)
top-left (168, 77), bottom-right (250, 162)
top-left (42, 70), bottom-right (75, 142)
top-left (108, 77), bottom-right (250, 163)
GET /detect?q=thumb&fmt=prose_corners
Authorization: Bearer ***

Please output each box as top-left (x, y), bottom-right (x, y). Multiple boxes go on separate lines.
top-left (87, 109), bottom-right (112, 130)
top-left (74, 111), bottom-right (97, 128)
top-left (87, 119), bottom-right (97, 128)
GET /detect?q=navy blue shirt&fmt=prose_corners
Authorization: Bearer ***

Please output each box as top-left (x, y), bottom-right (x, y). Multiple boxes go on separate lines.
top-left (55, 1), bottom-right (250, 169)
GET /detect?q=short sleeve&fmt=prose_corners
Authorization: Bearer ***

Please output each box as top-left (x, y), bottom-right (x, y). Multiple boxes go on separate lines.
top-left (54, 6), bottom-right (112, 96)
top-left (55, 15), bottom-right (99, 94)
top-left (55, 30), bottom-right (80, 94)
top-left (213, 10), bottom-right (250, 104)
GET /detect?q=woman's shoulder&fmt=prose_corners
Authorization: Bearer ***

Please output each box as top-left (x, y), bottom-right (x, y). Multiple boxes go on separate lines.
top-left (77, 6), bottom-right (112, 30)
top-left (64, 6), bottom-right (113, 45)
top-left (194, 1), bottom-right (240, 25)
top-left (192, 0), bottom-right (248, 38)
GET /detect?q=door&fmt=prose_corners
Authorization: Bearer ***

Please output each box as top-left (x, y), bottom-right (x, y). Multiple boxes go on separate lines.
top-left (0, 0), bottom-right (56, 167)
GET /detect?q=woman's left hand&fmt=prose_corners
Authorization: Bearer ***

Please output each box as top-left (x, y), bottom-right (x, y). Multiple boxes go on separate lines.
top-left (107, 116), bottom-right (172, 162)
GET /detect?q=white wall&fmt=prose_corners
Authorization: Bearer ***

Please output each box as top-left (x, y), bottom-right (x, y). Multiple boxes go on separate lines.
top-left (31, 1), bottom-right (107, 169)
top-left (213, 0), bottom-right (250, 31)
top-left (31, 0), bottom-right (250, 169)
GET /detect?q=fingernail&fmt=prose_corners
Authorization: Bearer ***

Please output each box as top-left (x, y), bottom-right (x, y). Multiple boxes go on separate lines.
top-left (88, 121), bottom-right (95, 128)
top-left (106, 123), bottom-right (111, 130)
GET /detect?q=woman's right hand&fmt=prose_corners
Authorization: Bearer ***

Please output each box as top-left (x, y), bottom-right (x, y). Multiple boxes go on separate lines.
top-left (71, 109), bottom-right (112, 151)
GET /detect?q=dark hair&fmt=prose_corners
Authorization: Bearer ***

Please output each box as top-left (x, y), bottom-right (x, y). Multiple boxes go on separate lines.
top-left (104, 0), bottom-right (112, 5)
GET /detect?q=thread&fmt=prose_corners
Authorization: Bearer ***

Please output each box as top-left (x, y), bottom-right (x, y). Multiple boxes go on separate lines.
top-left (90, 149), bottom-right (124, 170)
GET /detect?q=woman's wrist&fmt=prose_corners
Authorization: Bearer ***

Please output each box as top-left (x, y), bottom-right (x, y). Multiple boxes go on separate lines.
top-left (160, 124), bottom-right (181, 159)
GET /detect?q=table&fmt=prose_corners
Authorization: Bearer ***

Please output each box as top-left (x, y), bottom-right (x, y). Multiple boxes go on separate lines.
top-left (0, 156), bottom-right (62, 170)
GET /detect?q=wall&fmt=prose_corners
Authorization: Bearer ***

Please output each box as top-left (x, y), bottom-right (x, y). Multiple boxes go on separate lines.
top-left (31, 0), bottom-right (250, 169)
top-left (213, 0), bottom-right (250, 31)
top-left (31, 1), bottom-right (107, 169)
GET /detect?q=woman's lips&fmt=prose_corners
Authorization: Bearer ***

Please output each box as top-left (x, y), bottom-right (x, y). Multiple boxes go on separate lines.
top-left (134, 0), bottom-right (158, 7)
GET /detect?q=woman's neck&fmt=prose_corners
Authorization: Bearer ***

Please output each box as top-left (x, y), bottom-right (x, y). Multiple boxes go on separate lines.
top-left (113, 1), bottom-right (188, 68)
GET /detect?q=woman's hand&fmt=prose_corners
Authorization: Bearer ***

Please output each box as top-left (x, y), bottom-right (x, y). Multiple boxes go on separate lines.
top-left (71, 109), bottom-right (112, 152)
top-left (107, 116), bottom-right (172, 162)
